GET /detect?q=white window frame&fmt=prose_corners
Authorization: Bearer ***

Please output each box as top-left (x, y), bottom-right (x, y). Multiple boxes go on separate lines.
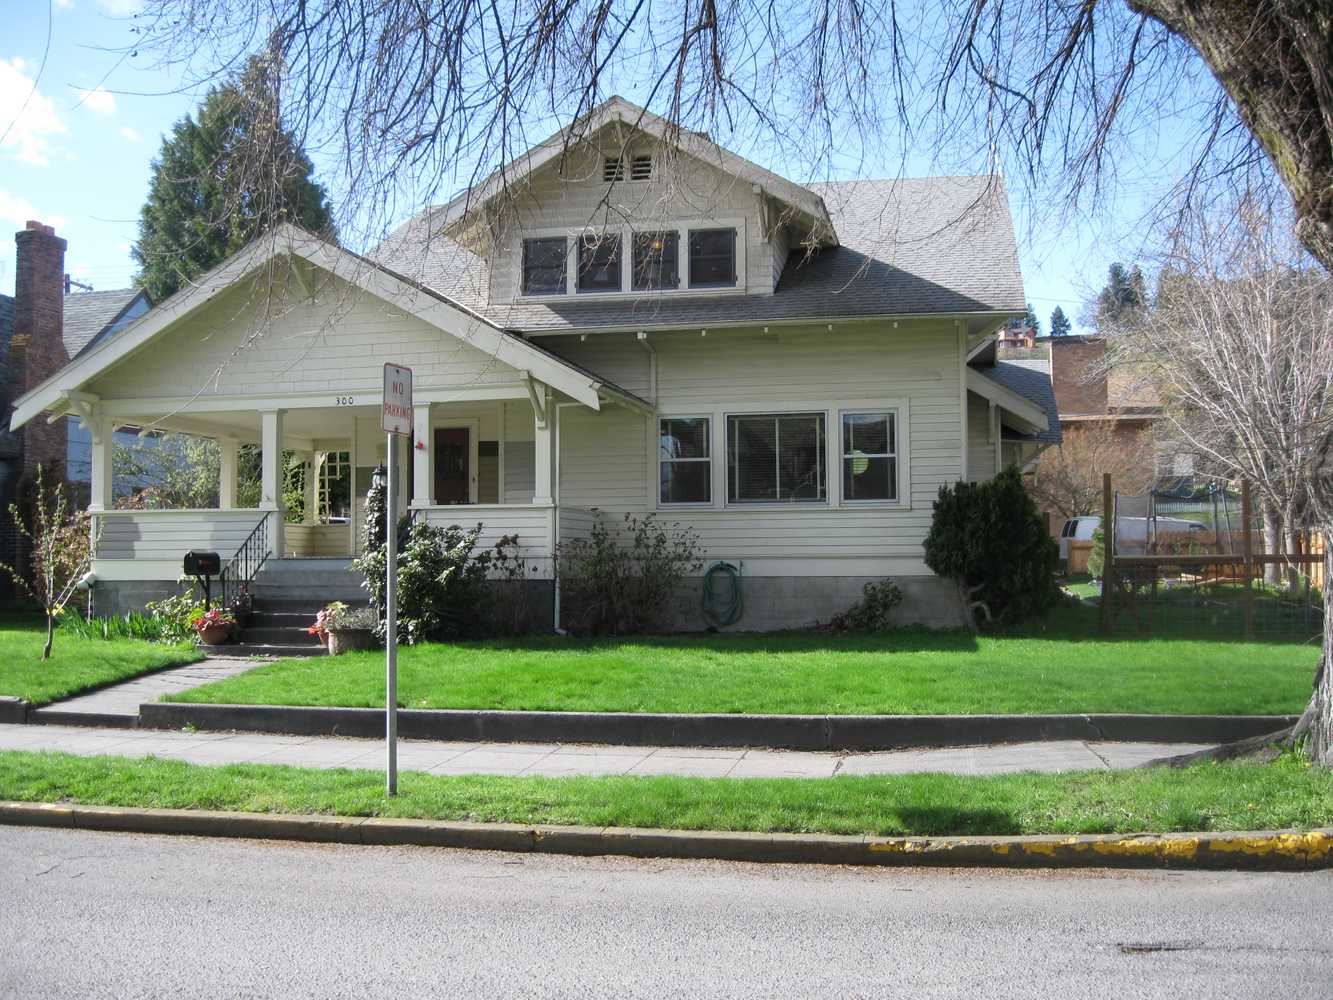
top-left (837, 408), bottom-right (902, 506)
top-left (515, 218), bottom-right (747, 301)
top-left (724, 409), bottom-right (830, 508)
top-left (657, 414), bottom-right (713, 507)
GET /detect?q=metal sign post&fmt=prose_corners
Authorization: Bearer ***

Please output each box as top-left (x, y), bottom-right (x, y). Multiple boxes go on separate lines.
top-left (382, 362), bottom-right (413, 795)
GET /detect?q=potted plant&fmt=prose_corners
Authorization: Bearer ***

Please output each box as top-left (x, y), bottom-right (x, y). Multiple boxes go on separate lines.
top-left (192, 608), bottom-right (237, 646)
top-left (307, 602), bottom-right (346, 649)
top-left (324, 604), bottom-right (379, 655)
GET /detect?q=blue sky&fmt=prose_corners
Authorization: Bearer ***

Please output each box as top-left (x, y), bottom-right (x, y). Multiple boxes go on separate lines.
top-left (2, 1), bottom-right (1182, 333)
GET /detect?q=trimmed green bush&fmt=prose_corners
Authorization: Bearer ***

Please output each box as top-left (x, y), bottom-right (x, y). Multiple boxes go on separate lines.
top-left (923, 467), bottom-right (1061, 627)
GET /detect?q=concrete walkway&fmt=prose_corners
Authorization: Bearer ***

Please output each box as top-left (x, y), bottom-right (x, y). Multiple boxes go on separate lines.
top-left (0, 723), bottom-right (1209, 778)
top-left (28, 658), bottom-right (267, 724)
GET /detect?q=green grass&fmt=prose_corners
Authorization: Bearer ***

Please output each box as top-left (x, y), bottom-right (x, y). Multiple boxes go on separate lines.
top-left (1, 749), bottom-right (1328, 836)
top-left (0, 616), bottom-right (202, 707)
top-left (164, 604), bottom-right (1319, 717)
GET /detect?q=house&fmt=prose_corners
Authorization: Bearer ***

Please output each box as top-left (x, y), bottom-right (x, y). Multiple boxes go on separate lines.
top-left (8, 98), bottom-right (1058, 629)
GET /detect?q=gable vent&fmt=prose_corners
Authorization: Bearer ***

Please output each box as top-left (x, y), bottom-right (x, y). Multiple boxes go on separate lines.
top-left (630, 154), bottom-right (653, 181)
top-left (603, 156), bottom-right (625, 182)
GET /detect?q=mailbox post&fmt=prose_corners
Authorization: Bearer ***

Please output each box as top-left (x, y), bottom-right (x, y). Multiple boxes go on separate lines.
top-left (183, 551), bottom-right (222, 609)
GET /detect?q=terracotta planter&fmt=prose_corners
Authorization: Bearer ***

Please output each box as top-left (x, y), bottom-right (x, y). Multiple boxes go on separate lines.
top-left (326, 628), bottom-right (375, 655)
top-left (196, 623), bottom-right (232, 646)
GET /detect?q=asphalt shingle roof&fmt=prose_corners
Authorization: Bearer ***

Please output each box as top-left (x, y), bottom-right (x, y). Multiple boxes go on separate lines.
top-left (979, 358), bottom-right (1062, 445)
top-left (62, 288), bottom-right (143, 358)
top-left (377, 175), bottom-right (1026, 332)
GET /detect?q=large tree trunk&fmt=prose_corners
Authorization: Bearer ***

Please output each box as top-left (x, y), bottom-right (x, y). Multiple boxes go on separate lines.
top-left (1132, 1), bottom-right (1333, 271)
top-left (1263, 505), bottom-right (1283, 586)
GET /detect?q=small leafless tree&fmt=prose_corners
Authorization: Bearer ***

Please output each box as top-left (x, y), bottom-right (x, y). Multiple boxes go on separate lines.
top-left (1030, 420), bottom-right (1155, 521)
top-left (0, 467), bottom-right (97, 660)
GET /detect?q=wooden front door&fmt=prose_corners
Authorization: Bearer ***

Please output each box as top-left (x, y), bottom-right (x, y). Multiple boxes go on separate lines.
top-left (434, 427), bottom-right (471, 504)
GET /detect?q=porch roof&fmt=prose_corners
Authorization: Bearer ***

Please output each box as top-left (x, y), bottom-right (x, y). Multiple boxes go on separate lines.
top-left (10, 225), bottom-right (651, 432)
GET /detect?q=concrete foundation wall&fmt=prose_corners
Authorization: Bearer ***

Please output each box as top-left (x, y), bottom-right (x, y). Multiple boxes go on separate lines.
top-left (91, 579), bottom-right (192, 619)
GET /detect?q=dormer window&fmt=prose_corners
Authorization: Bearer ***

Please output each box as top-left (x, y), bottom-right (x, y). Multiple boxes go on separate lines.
top-left (603, 157), bottom-right (625, 182)
top-left (630, 155), bottom-right (653, 181)
top-left (522, 237), bottom-right (568, 295)
top-left (632, 231), bottom-right (679, 290)
top-left (577, 235), bottom-right (622, 293)
top-left (688, 228), bottom-right (737, 288)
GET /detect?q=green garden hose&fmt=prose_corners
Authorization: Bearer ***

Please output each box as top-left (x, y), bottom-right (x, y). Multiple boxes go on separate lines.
top-left (702, 560), bottom-right (743, 627)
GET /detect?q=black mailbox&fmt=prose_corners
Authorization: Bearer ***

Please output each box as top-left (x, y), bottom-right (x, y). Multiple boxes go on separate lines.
top-left (184, 551), bottom-right (221, 576)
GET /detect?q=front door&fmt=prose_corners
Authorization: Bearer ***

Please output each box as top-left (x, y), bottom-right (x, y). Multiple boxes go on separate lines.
top-left (434, 427), bottom-right (471, 504)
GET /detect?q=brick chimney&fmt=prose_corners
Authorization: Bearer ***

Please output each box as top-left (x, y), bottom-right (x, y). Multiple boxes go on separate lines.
top-left (10, 221), bottom-right (69, 482)
top-left (1048, 336), bottom-right (1108, 416)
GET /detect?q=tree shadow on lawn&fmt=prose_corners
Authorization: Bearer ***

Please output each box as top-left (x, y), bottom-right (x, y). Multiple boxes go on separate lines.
top-left (891, 806), bottom-right (1019, 837)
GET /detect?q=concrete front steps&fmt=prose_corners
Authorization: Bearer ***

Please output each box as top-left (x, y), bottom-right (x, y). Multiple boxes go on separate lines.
top-left (206, 559), bottom-right (369, 658)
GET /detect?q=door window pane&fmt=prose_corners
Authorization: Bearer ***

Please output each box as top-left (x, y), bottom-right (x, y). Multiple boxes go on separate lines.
top-left (726, 412), bottom-right (826, 503)
top-left (632, 232), bottom-right (679, 290)
top-left (660, 416), bottom-right (711, 504)
top-left (841, 411), bottom-right (897, 501)
top-left (577, 234), bottom-right (622, 292)
top-left (688, 228), bottom-right (737, 288)
top-left (522, 237), bottom-right (567, 295)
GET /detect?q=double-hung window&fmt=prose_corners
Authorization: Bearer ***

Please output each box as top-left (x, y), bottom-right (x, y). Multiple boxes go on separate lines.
top-left (632, 232), bottom-right (680, 291)
top-left (688, 228), bottom-right (737, 288)
top-left (841, 411), bottom-right (897, 502)
top-left (577, 234), bottom-right (622, 293)
top-left (659, 417), bottom-right (712, 504)
top-left (727, 412), bottom-right (826, 503)
top-left (521, 237), bottom-right (567, 295)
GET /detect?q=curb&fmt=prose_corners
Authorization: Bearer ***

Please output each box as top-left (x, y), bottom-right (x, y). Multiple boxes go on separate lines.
top-left (0, 697), bottom-right (26, 725)
top-left (1, 800), bottom-right (1328, 871)
top-left (137, 702), bottom-right (1299, 751)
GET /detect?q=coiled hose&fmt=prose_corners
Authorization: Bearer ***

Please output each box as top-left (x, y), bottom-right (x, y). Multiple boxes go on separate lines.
top-left (702, 560), bottom-right (743, 628)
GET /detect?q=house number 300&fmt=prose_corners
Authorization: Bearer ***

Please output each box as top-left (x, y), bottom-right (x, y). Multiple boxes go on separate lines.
top-left (335, 396), bottom-right (355, 406)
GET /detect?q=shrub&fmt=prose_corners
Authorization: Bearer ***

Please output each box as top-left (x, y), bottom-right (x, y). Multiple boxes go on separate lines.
top-left (145, 591), bottom-right (207, 644)
top-left (827, 579), bottom-right (904, 631)
top-left (557, 511), bottom-right (703, 635)
top-left (923, 467), bottom-right (1061, 627)
top-left (1087, 527), bottom-right (1106, 580)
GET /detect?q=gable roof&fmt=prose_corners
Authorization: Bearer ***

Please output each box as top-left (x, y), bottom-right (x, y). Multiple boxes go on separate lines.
top-left (10, 226), bottom-right (649, 430)
top-left (435, 96), bottom-right (837, 248)
top-left (377, 175), bottom-right (1026, 333)
top-left (63, 288), bottom-right (149, 358)
top-left (976, 358), bottom-right (1062, 444)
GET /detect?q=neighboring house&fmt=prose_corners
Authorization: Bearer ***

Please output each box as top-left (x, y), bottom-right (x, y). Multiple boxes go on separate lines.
top-left (9, 98), bottom-right (1059, 629)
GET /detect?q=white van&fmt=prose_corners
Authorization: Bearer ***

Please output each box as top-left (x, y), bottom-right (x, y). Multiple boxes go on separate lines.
top-left (1058, 514), bottom-right (1207, 559)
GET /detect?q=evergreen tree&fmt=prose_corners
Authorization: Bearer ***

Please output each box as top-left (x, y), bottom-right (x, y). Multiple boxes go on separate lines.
top-left (1022, 302), bottom-right (1041, 337)
top-left (1049, 305), bottom-right (1071, 337)
top-left (132, 55), bottom-right (335, 302)
top-left (1094, 263), bottom-right (1147, 328)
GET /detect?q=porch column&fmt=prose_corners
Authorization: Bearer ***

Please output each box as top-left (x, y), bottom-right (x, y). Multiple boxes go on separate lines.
top-left (533, 387), bottom-right (554, 506)
top-left (217, 437), bottom-right (238, 510)
top-left (301, 452), bottom-right (319, 525)
top-left (88, 413), bottom-right (114, 512)
top-left (412, 403), bottom-right (432, 507)
top-left (260, 409), bottom-right (285, 558)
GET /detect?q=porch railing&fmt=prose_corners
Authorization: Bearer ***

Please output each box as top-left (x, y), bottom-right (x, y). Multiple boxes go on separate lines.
top-left (220, 512), bottom-right (271, 609)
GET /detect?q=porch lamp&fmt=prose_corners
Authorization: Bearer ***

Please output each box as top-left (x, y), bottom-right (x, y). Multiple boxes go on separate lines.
top-left (371, 465), bottom-right (386, 490)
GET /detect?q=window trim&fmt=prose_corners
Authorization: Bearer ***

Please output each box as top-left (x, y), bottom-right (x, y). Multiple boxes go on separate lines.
top-left (514, 219), bottom-right (746, 300)
top-left (725, 409), bottom-right (830, 507)
top-left (657, 414), bottom-right (713, 507)
top-left (838, 409), bottom-right (900, 505)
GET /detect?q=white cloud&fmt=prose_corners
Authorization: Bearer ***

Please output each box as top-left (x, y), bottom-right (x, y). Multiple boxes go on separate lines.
top-left (98, 0), bottom-right (143, 14)
top-left (0, 58), bottom-right (69, 166)
top-left (0, 189), bottom-right (68, 230)
top-left (75, 85), bottom-right (117, 115)
top-left (54, 0), bottom-right (74, 8)
top-left (119, 125), bottom-right (141, 142)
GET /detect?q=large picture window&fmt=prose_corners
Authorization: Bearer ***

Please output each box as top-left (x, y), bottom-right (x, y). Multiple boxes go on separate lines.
top-left (841, 411), bottom-right (897, 502)
top-left (659, 416), bottom-right (711, 504)
top-left (521, 237), bottom-right (567, 295)
top-left (577, 234), bottom-right (622, 293)
top-left (632, 231), bottom-right (679, 291)
top-left (727, 412), bottom-right (826, 504)
top-left (688, 228), bottom-right (737, 288)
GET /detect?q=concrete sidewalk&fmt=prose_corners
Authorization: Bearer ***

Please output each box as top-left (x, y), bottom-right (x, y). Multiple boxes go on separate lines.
top-left (28, 658), bottom-right (267, 725)
top-left (0, 723), bottom-right (1209, 778)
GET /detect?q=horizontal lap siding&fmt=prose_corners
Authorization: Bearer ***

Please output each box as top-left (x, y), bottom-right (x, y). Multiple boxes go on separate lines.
top-left (284, 524), bottom-right (352, 557)
top-left (966, 390), bottom-right (996, 482)
top-left (88, 275), bottom-right (521, 400)
top-left (93, 511), bottom-right (269, 560)
top-left (416, 506), bottom-right (552, 562)
top-left (550, 324), bottom-right (963, 575)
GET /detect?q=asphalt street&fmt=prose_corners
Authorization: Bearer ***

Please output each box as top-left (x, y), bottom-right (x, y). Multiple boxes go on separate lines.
top-left (1, 825), bottom-right (1329, 999)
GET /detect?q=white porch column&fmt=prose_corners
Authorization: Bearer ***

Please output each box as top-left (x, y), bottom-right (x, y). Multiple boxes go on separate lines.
top-left (301, 452), bottom-right (320, 525)
top-left (217, 437), bottom-right (238, 510)
top-left (412, 403), bottom-right (432, 507)
top-left (533, 386), bottom-right (555, 506)
top-left (260, 409), bottom-right (285, 558)
top-left (88, 414), bottom-right (114, 512)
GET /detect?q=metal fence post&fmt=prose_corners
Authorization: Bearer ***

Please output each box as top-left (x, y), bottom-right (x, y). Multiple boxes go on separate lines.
top-left (1241, 479), bottom-right (1254, 639)
top-left (1101, 472), bottom-right (1114, 635)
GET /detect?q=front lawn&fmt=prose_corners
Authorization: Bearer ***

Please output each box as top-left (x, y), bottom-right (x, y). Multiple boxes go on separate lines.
top-left (0, 749), bottom-right (1328, 836)
top-left (165, 604), bottom-right (1319, 716)
top-left (0, 616), bottom-right (202, 707)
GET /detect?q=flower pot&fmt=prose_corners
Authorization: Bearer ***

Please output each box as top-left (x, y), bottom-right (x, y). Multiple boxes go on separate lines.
top-left (197, 623), bottom-right (232, 646)
top-left (326, 628), bottom-right (375, 655)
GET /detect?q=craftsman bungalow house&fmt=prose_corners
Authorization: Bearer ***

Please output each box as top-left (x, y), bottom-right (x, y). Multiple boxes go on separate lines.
top-left (9, 98), bottom-right (1057, 629)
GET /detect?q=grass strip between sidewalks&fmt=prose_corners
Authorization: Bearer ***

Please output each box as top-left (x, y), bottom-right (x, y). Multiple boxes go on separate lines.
top-left (1, 750), bottom-right (1330, 837)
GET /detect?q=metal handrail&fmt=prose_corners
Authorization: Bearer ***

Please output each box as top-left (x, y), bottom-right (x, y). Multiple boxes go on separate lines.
top-left (220, 512), bottom-right (271, 610)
